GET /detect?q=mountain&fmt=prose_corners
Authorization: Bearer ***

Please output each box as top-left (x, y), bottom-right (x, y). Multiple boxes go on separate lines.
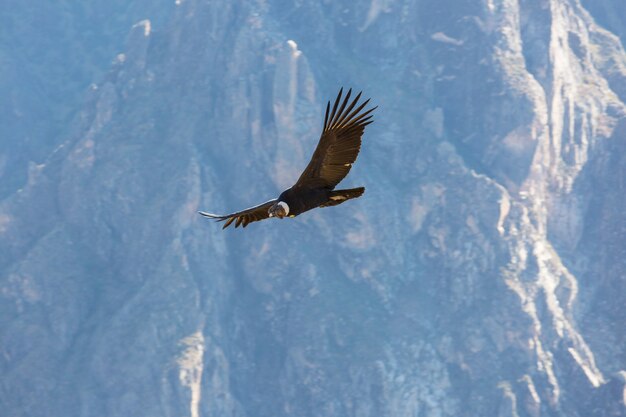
top-left (1, 1), bottom-right (625, 416)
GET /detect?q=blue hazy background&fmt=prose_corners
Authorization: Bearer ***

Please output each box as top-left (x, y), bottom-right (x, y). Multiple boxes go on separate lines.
top-left (2, 1), bottom-right (626, 416)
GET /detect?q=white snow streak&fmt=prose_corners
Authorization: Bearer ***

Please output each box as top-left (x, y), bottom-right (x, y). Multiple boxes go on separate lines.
top-left (361, 0), bottom-right (394, 31)
top-left (287, 40), bottom-right (302, 58)
top-left (431, 32), bottom-right (464, 46)
top-left (133, 20), bottom-right (151, 37)
top-left (178, 331), bottom-right (205, 417)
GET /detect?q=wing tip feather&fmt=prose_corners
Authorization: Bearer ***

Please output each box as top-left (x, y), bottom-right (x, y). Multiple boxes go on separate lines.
top-left (199, 211), bottom-right (220, 219)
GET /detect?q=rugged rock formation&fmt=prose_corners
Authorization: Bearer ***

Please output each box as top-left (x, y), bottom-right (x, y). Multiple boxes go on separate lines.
top-left (1, 1), bottom-right (625, 416)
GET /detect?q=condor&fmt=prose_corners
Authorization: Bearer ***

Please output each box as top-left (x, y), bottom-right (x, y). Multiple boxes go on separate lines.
top-left (199, 88), bottom-right (376, 229)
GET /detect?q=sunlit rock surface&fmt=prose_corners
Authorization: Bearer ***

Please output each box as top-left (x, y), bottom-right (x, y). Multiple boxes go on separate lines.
top-left (1, 1), bottom-right (625, 416)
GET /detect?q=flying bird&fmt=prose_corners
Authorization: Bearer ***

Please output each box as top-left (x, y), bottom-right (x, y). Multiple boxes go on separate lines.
top-left (199, 87), bottom-right (376, 229)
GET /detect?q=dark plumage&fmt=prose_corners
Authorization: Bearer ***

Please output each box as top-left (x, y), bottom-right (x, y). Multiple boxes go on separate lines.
top-left (199, 88), bottom-right (376, 228)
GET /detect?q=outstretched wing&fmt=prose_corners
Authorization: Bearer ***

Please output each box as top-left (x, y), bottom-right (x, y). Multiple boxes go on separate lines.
top-left (294, 88), bottom-right (376, 189)
top-left (199, 199), bottom-right (276, 229)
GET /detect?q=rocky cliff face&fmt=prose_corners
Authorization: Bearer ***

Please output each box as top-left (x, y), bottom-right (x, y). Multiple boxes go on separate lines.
top-left (1, 1), bottom-right (625, 416)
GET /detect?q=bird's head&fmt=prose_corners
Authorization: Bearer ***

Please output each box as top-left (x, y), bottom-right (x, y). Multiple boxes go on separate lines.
top-left (268, 201), bottom-right (289, 219)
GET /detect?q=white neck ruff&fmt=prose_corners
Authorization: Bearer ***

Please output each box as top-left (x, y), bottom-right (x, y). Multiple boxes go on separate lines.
top-left (278, 201), bottom-right (289, 215)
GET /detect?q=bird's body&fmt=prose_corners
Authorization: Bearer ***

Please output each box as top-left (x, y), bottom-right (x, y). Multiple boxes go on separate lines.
top-left (275, 186), bottom-right (366, 217)
top-left (277, 187), bottom-right (327, 217)
top-left (279, 187), bottom-right (326, 216)
top-left (199, 88), bottom-right (375, 229)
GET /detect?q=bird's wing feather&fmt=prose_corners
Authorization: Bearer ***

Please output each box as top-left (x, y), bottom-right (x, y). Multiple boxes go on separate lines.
top-left (294, 88), bottom-right (376, 189)
top-left (199, 199), bottom-right (276, 229)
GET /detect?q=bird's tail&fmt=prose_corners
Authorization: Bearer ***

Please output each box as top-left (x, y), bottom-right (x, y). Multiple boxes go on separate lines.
top-left (321, 187), bottom-right (365, 207)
